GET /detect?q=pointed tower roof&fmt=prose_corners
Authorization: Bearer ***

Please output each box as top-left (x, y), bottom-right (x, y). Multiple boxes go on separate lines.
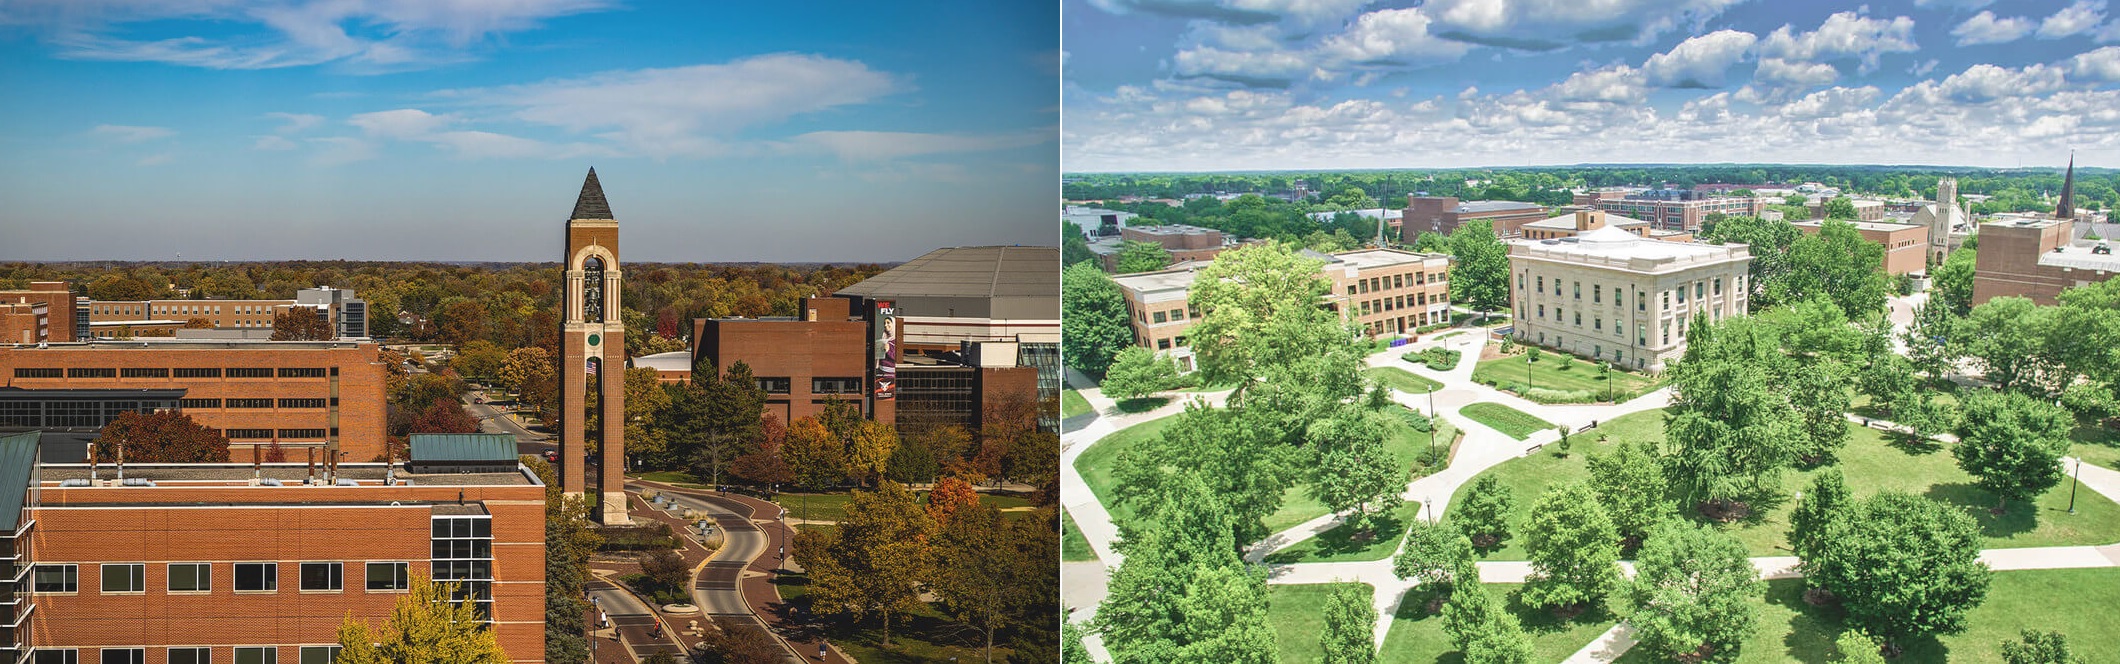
top-left (570, 167), bottom-right (614, 220)
top-left (2057, 154), bottom-right (2076, 220)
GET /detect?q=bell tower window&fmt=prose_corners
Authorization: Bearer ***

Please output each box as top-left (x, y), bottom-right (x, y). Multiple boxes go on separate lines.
top-left (582, 255), bottom-right (605, 323)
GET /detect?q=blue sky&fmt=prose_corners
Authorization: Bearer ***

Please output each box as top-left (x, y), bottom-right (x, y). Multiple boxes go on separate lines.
top-left (1064, 0), bottom-right (2120, 172)
top-left (0, 1), bottom-right (1058, 262)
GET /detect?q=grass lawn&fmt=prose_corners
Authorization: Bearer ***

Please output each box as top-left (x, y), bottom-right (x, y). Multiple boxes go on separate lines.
top-left (1472, 355), bottom-right (1662, 403)
top-left (1366, 366), bottom-right (1443, 394)
top-left (1377, 583), bottom-right (1619, 664)
top-left (1267, 583), bottom-right (1372, 664)
top-left (2069, 416), bottom-right (2120, 471)
top-left (827, 600), bottom-right (1010, 663)
top-left (1264, 500), bottom-right (1422, 564)
top-left (1460, 402), bottom-right (1559, 440)
top-left (1450, 408), bottom-right (2120, 561)
top-left (772, 492), bottom-right (856, 523)
top-left (1063, 389), bottom-right (1094, 418)
top-left (1615, 569), bottom-right (2120, 663)
top-left (1062, 508), bottom-right (1096, 562)
top-left (1072, 416), bottom-right (1183, 529)
top-left (636, 470), bottom-right (696, 484)
top-left (1260, 409), bottom-right (1456, 538)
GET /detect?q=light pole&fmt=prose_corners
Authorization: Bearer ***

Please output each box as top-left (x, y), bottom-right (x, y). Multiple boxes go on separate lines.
top-left (2070, 456), bottom-right (2083, 514)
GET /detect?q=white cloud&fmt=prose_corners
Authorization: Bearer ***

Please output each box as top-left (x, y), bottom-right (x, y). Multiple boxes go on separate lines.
top-left (2040, 0), bottom-right (2107, 39)
top-left (264, 112), bottom-right (323, 133)
top-left (1779, 86), bottom-right (1881, 119)
top-left (9, 0), bottom-right (614, 71)
top-left (1758, 11), bottom-right (1919, 74)
top-left (790, 131), bottom-right (1049, 162)
top-left (91, 124), bottom-right (175, 143)
top-left (1641, 29), bottom-right (1757, 87)
top-left (348, 108), bottom-right (456, 139)
top-left (1171, 45), bottom-right (1314, 85)
top-left (1914, 0), bottom-right (1994, 8)
top-left (1918, 63), bottom-right (2071, 103)
top-left (1317, 8), bottom-right (1470, 67)
top-left (1553, 65), bottom-right (1647, 104)
top-left (454, 54), bottom-right (904, 159)
top-left (1420, 0), bottom-right (1747, 49)
top-left (2072, 46), bottom-right (2120, 81)
top-left (252, 135), bottom-right (299, 151)
top-left (1952, 11), bottom-right (2035, 45)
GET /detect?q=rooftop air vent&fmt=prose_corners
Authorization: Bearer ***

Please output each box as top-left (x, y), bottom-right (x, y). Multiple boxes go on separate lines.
top-left (258, 478), bottom-right (284, 487)
top-left (58, 479), bottom-right (90, 487)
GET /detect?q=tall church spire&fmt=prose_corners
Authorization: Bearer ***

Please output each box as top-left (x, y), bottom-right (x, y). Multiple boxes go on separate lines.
top-left (2057, 153), bottom-right (2076, 220)
top-left (571, 167), bottom-right (614, 220)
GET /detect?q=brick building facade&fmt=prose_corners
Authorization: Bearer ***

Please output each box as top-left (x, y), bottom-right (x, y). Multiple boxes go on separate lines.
top-left (0, 341), bottom-right (389, 462)
top-left (5, 442), bottom-right (546, 664)
top-left (0, 282), bottom-right (80, 342)
top-left (692, 296), bottom-right (893, 427)
top-left (1971, 216), bottom-right (2120, 305)
top-left (1398, 197), bottom-right (1549, 239)
top-left (1793, 219), bottom-right (1929, 275)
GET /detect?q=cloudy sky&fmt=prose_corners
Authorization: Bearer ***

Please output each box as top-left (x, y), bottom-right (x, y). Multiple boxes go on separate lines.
top-left (1064, 0), bottom-right (2120, 172)
top-left (0, 1), bottom-right (1058, 262)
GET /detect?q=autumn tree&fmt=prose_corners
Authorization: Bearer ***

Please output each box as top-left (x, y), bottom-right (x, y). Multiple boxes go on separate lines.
top-left (182, 317), bottom-right (214, 329)
top-left (499, 347), bottom-right (557, 420)
top-left (798, 481), bottom-right (933, 647)
top-left (407, 397), bottom-right (481, 435)
top-left (782, 417), bottom-right (846, 492)
top-left (95, 410), bottom-right (230, 463)
top-left (695, 623), bottom-right (783, 664)
top-left (271, 307), bottom-right (333, 340)
top-left (926, 476), bottom-right (981, 529)
top-left (929, 502), bottom-right (1041, 662)
top-left (731, 414), bottom-right (793, 488)
top-left (454, 340), bottom-right (507, 382)
top-left (336, 577), bottom-right (508, 664)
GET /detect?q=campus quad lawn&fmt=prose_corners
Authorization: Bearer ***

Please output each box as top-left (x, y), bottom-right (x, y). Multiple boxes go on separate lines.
top-left (772, 492), bottom-right (857, 523)
top-left (826, 599), bottom-right (1009, 663)
top-left (1449, 408), bottom-right (2120, 561)
top-left (1615, 569), bottom-right (2120, 663)
top-left (1267, 583), bottom-right (1373, 664)
top-left (1262, 415), bottom-right (1461, 562)
top-left (2068, 417), bottom-right (2120, 471)
top-left (1376, 583), bottom-right (1618, 664)
top-left (1263, 501), bottom-right (1422, 564)
top-left (1472, 355), bottom-right (1662, 403)
top-left (1460, 402), bottom-right (1559, 440)
top-left (1061, 508), bottom-right (1096, 562)
top-left (1365, 366), bottom-right (1443, 394)
top-left (1062, 389), bottom-right (1094, 418)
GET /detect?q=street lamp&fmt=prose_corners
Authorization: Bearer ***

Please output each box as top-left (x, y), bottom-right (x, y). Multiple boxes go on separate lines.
top-left (2069, 456), bottom-right (2083, 514)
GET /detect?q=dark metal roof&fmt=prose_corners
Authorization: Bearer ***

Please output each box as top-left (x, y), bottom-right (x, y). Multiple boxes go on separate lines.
top-left (0, 431), bottom-right (37, 531)
top-left (833, 246), bottom-right (1059, 319)
top-left (571, 167), bottom-right (614, 220)
top-left (0, 387), bottom-right (186, 401)
top-left (2058, 154), bottom-right (2076, 220)
top-left (409, 433), bottom-right (518, 462)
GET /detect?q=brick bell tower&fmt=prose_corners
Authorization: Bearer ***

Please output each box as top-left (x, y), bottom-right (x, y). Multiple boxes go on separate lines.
top-left (561, 167), bottom-right (630, 524)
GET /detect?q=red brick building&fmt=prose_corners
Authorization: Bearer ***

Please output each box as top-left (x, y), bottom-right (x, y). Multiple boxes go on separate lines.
top-left (0, 282), bottom-right (79, 343)
top-left (0, 340), bottom-right (389, 462)
top-left (1793, 219), bottom-right (1929, 276)
top-left (2, 430), bottom-right (546, 664)
top-left (693, 296), bottom-right (891, 426)
top-left (1398, 196), bottom-right (1549, 239)
top-left (1971, 216), bottom-right (2118, 305)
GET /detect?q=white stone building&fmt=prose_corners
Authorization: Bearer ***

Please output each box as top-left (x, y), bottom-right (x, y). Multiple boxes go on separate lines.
top-left (1508, 226), bottom-right (1752, 372)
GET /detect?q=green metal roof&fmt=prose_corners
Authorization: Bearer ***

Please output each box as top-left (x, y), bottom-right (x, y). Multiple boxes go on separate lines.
top-left (0, 431), bottom-right (38, 531)
top-left (408, 433), bottom-right (518, 463)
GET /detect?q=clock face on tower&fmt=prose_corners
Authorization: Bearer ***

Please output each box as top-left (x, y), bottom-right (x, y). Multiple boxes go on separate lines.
top-left (588, 333), bottom-right (600, 346)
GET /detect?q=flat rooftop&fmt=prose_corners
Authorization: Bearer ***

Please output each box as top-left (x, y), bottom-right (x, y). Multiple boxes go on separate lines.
top-left (1522, 212), bottom-right (1651, 230)
top-left (37, 462), bottom-right (537, 487)
top-left (1327, 248), bottom-right (1446, 270)
top-left (1510, 225), bottom-right (1748, 267)
top-left (1792, 219), bottom-right (1922, 232)
top-left (2038, 241), bottom-right (2120, 272)
top-left (1457, 200), bottom-right (1543, 213)
top-left (1124, 224), bottom-right (1220, 236)
top-left (1112, 267), bottom-right (1201, 294)
top-left (6, 339), bottom-right (370, 350)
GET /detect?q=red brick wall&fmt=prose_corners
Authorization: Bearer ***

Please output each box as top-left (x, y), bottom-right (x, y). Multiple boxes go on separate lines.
top-left (695, 318), bottom-right (879, 425)
top-left (25, 480), bottom-right (545, 662)
top-left (0, 343), bottom-right (389, 461)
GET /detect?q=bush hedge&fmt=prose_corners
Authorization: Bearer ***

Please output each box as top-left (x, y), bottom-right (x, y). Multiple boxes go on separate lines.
top-left (1401, 347), bottom-right (1462, 372)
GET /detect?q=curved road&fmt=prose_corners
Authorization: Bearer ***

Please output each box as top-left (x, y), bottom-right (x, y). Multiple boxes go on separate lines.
top-left (645, 486), bottom-right (769, 616)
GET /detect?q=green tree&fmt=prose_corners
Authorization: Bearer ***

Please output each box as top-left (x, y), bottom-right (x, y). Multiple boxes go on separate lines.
top-left (929, 503), bottom-right (1037, 662)
top-left (1319, 584), bottom-right (1377, 664)
top-left (1953, 389), bottom-right (2073, 509)
top-left (1624, 521), bottom-right (1763, 663)
top-left (1963, 296), bottom-right (2057, 393)
top-left (453, 340), bottom-right (507, 381)
top-left (1098, 471), bottom-right (1277, 664)
top-left (336, 577), bottom-right (509, 664)
top-left (782, 417), bottom-right (847, 489)
top-left (1101, 346), bottom-right (1183, 400)
top-left (1439, 570), bottom-right (1534, 664)
top-left (1696, 215), bottom-right (1801, 309)
top-left (1904, 303), bottom-right (1963, 381)
top-left (1788, 467), bottom-right (1850, 563)
top-left (1823, 196), bottom-right (1859, 220)
top-left (1063, 619), bottom-right (1093, 664)
top-left (797, 481), bottom-right (932, 647)
top-left (1447, 219), bottom-right (1511, 316)
top-left (1586, 440), bottom-right (1672, 546)
top-left (1411, 231), bottom-right (1451, 253)
top-left (1932, 248), bottom-right (1978, 316)
top-left (1393, 519), bottom-right (1475, 590)
top-left (1804, 492), bottom-right (1990, 648)
top-left (1773, 219), bottom-right (1888, 319)
top-left (1455, 475), bottom-right (1516, 552)
top-left (1833, 631), bottom-right (1887, 664)
top-left (1306, 405), bottom-right (1407, 534)
top-left (1788, 360), bottom-right (1854, 465)
top-left (1111, 404), bottom-right (1297, 549)
top-left (2002, 630), bottom-right (2083, 664)
top-left (1520, 484), bottom-right (1622, 612)
top-left (1185, 242), bottom-right (1346, 391)
top-left (1115, 240), bottom-right (1174, 274)
top-left (1062, 262), bottom-right (1138, 376)
top-left (1664, 358), bottom-right (1799, 513)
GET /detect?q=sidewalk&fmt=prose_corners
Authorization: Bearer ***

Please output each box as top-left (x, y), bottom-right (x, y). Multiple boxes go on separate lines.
top-left (635, 480), bottom-right (855, 664)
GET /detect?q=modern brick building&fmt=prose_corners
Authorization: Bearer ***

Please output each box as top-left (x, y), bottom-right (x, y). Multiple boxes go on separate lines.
top-left (0, 300), bottom-right (50, 345)
top-left (1398, 196), bottom-right (1549, 239)
top-left (1576, 189), bottom-right (1767, 232)
top-left (693, 296), bottom-right (889, 426)
top-left (85, 288), bottom-right (367, 339)
top-left (0, 282), bottom-right (81, 343)
top-left (2, 429), bottom-right (547, 664)
top-left (1509, 226), bottom-right (1752, 372)
top-left (1320, 248), bottom-right (1454, 337)
top-left (1520, 210), bottom-right (1695, 242)
top-left (1088, 224), bottom-right (1244, 272)
top-left (1110, 247), bottom-right (1455, 372)
top-left (1970, 216), bottom-right (2120, 305)
top-left (1793, 219), bottom-right (1928, 275)
top-left (0, 340), bottom-right (389, 463)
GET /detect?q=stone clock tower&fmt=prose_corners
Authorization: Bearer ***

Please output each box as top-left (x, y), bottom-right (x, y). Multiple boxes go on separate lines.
top-left (561, 168), bottom-right (629, 524)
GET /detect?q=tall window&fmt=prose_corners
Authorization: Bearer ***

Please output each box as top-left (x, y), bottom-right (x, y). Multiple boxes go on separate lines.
top-left (582, 255), bottom-right (605, 323)
top-left (234, 648), bottom-right (277, 664)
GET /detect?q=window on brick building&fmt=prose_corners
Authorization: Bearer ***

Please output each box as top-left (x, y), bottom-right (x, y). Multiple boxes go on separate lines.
top-left (226, 399), bottom-right (274, 409)
top-left (1157, 339), bottom-right (1171, 350)
top-left (174, 368), bottom-right (220, 378)
top-left (1152, 311), bottom-right (1166, 324)
top-left (366, 562), bottom-right (410, 592)
top-left (67, 368), bottom-right (115, 378)
top-left (277, 399), bottom-right (326, 409)
top-left (101, 563), bottom-right (144, 593)
top-left (299, 647), bottom-right (341, 664)
top-left (14, 368), bottom-right (61, 379)
top-left (167, 563), bottom-right (210, 592)
top-left (234, 648), bottom-right (277, 664)
top-left (236, 563), bottom-right (277, 592)
top-left (278, 368), bottom-right (327, 378)
top-left (120, 368), bottom-right (168, 378)
top-left (227, 368), bottom-right (273, 378)
top-left (99, 650), bottom-right (142, 664)
top-left (299, 562), bottom-right (342, 591)
top-left (755, 378), bottom-right (792, 394)
top-left (168, 648), bottom-right (209, 664)
top-left (34, 651), bottom-right (79, 664)
top-left (32, 564), bottom-right (75, 593)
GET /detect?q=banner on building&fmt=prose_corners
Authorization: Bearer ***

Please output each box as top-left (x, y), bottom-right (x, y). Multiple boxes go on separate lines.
top-left (874, 300), bottom-right (898, 400)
